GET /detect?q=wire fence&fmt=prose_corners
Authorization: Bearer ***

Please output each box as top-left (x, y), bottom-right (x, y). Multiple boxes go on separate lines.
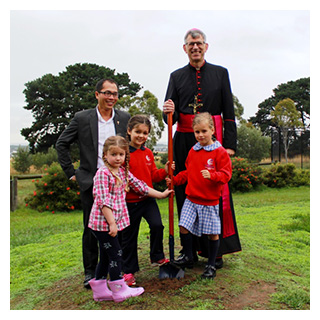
top-left (271, 128), bottom-right (310, 168)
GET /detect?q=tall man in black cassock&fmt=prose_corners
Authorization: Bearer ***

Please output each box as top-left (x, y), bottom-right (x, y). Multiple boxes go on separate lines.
top-left (163, 28), bottom-right (241, 267)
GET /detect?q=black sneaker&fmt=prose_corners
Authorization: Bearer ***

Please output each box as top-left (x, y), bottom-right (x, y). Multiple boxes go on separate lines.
top-left (172, 254), bottom-right (194, 269)
top-left (201, 265), bottom-right (216, 279)
top-left (83, 274), bottom-right (94, 289)
top-left (215, 258), bottom-right (223, 269)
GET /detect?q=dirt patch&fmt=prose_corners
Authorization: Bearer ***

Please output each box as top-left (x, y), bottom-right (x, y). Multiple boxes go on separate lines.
top-left (139, 276), bottom-right (196, 293)
top-left (223, 281), bottom-right (277, 310)
top-left (32, 272), bottom-right (196, 310)
top-left (18, 263), bottom-right (277, 310)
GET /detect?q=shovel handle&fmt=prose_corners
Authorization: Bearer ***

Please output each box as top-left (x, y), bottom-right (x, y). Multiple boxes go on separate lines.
top-left (167, 112), bottom-right (174, 237)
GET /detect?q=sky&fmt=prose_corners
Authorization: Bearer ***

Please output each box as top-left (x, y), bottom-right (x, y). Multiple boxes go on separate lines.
top-left (8, 5), bottom-right (311, 145)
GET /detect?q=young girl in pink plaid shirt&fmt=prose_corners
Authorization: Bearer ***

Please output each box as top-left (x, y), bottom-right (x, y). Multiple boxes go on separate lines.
top-left (88, 136), bottom-right (172, 303)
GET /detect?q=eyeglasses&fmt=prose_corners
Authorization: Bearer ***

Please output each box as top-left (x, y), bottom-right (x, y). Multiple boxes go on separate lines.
top-left (185, 41), bottom-right (205, 47)
top-left (98, 90), bottom-right (118, 98)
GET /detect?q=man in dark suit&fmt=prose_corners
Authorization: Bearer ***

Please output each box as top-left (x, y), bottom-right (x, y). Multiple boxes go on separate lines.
top-left (163, 29), bottom-right (241, 268)
top-left (56, 79), bottom-right (130, 288)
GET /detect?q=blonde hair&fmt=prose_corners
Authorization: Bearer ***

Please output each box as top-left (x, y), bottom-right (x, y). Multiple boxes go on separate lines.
top-left (103, 136), bottom-right (130, 191)
top-left (192, 112), bottom-right (215, 130)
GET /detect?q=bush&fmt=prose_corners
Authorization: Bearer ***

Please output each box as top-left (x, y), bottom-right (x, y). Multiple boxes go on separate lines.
top-left (229, 157), bottom-right (264, 192)
top-left (32, 146), bottom-right (58, 170)
top-left (262, 163), bottom-right (310, 188)
top-left (294, 169), bottom-right (310, 186)
top-left (25, 162), bottom-right (81, 212)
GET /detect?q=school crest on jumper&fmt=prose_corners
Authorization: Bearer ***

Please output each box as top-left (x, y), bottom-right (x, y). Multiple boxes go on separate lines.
top-left (205, 158), bottom-right (215, 170)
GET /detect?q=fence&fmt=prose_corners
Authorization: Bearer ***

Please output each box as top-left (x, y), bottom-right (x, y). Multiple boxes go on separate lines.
top-left (271, 127), bottom-right (310, 168)
top-left (10, 174), bottom-right (43, 211)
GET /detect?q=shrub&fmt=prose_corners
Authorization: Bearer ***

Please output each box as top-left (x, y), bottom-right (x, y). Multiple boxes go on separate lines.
top-left (32, 146), bottom-right (58, 170)
top-left (262, 163), bottom-right (310, 188)
top-left (25, 162), bottom-right (81, 212)
top-left (229, 157), bottom-right (264, 192)
top-left (294, 169), bottom-right (310, 186)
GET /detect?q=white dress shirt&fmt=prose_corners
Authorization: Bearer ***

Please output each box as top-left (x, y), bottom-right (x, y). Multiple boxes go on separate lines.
top-left (96, 106), bottom-right (116, 168)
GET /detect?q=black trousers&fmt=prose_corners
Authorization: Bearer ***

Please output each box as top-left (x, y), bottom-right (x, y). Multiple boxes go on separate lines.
top-left (80, 186), bottom-right (98, 276)
top-left (121, 198), bottom-right (165, 274)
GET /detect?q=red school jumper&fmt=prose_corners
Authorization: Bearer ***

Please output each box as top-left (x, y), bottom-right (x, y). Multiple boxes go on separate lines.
top-left (126, 146), bottom-right (167, 202)
top-left (173, 142), bottom-right (232, 206)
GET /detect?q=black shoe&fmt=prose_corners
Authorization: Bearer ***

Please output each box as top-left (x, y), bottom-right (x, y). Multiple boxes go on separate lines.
top-left (172, 254), bottom-right (194, 269)
top-left (83, 274), bottom-right (94, 289)
top-left (193, 251), bottom-right (199, 263)
top-left (201, 265), bottom-right (216, 279)
top-left (215, 258), bottom-right (223, 269)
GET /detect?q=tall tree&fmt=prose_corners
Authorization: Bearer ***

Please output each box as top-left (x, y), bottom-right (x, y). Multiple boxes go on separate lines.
top-left (21, 63), bottom-right (142, 153)
top-left (271, 98), bottom-right (303, 163)
top-left (249, 77), bottom-right (310, 135)
top-left (233, 95), bottom-right (245, 124)
top-left (236, 123), bottom-right (271, 162)
top-left (116, 90), bottom-right (164, 149)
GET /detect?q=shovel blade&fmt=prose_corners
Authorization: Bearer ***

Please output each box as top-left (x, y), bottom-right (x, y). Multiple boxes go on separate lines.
top-left (159, 262), bottom-right (185, 279)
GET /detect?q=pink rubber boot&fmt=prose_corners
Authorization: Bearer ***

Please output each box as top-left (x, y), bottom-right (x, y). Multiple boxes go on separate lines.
top-left (108, 278), bottom-right (144, 303)
top-left (89, 278), bottom-right (113, 301)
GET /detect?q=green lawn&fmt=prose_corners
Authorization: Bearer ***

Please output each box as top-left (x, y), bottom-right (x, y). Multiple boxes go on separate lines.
top-left (10, 186), bottom-right (310, 310)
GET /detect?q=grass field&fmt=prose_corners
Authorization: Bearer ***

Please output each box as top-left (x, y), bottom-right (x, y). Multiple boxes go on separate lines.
top-left (10, 183), bottom-right (310, 310)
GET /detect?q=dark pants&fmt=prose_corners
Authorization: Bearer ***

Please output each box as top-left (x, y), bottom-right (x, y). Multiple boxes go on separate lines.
top-left (81, 187), bottom-right (98, 277)
top-left (91, 230), bottom-right (122, 281)
top-left (121, 198), bottom-right (165, 274)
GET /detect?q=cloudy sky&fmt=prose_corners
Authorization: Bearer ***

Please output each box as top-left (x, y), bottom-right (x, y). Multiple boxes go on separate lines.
top-left (9, 6), bottom-right (311, 145)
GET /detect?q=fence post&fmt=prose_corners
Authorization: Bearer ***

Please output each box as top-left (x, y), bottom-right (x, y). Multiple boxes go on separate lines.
top-left (10, 174), bottom-right (43, 212)
top-left (10, 177), bottom-right (18, 211)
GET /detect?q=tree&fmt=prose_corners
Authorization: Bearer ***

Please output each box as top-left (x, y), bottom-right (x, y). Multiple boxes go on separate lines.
top-left (116, 90), bottom-right (164, 149)
top-left (271, 98), bottom-right (303, 163)
top-left (233, 95), bottom-right (245, 124)
top-left (21, 63), bottom-right (142, 153)
top-left (12, 146), bottom-right (32, 173)
top-left (249, 77), bottom-right (310, 135)
top-left (236, 123), bottom-right (271, 162)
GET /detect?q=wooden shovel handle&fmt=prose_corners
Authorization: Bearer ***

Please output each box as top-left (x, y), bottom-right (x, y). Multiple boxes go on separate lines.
top-left (167, 112), bottom-right (174, 236)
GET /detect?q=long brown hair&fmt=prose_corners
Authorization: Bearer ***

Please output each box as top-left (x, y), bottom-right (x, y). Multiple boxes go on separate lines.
top-left (126, 114), bottom-right (151, 144)
top-left (102, 135), bottom-right (130, 191)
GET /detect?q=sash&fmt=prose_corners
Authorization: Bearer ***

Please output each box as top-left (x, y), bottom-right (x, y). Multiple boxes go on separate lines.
top-left (212, 115), bottom-right (235, 238)
top-left (177, 113), bottom-right (236, 238)
top-left (176, 114), bottom-right (195, 132)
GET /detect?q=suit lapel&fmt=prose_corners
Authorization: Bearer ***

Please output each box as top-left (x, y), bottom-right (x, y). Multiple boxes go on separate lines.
top-left (113, 110), bottom-right (125, 136)
top-left (113, 110), bottom-right (120, 134)
top-left (89, 109), bottom-right (98, 157)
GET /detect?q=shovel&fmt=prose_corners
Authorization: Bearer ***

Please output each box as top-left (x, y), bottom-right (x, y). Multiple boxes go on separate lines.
top-left (159, 112), bottom-right (185, 279)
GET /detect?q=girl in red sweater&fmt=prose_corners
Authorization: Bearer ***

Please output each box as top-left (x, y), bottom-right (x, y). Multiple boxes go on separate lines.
top-left (170, 112), bottom-right (232, 279)
top-left (122, 115), bottom-right (171, 286)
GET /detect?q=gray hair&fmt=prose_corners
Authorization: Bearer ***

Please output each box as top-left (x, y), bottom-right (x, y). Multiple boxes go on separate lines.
top-left (184, 28), bottom-right (207, 43)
